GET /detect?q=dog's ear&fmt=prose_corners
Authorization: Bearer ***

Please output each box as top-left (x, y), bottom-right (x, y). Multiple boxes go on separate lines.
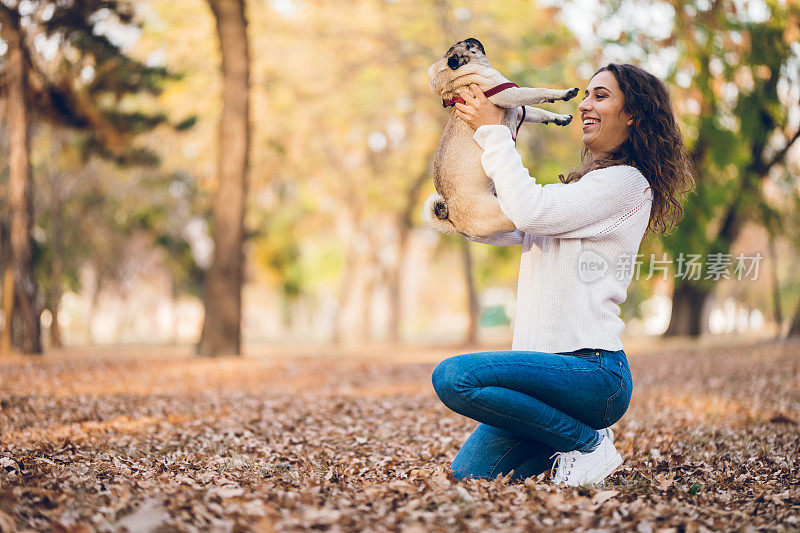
top-left (464, 38), bottom-right (485, 55)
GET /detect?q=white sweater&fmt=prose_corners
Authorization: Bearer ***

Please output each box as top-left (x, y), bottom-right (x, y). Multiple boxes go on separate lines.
top-left (469, 125), bottom-right (653, 353)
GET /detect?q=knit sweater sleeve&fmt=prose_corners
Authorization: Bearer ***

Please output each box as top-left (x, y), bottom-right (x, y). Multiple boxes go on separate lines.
top-left (465, 229), bottom-right (524, 246)
top-left (473, 125), bottom-right (652, 239)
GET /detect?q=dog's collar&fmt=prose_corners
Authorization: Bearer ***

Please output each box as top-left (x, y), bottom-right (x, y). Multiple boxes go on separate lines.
top-left (442, 81), bottom-right (526, 143)
top-left (441, 82), bottom-right (518, 107)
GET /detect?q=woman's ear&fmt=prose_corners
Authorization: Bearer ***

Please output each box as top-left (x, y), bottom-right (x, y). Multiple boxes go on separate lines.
top-left (627, 117), bottom-right (634, 126)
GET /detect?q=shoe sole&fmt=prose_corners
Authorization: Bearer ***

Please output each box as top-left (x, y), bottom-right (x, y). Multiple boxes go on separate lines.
top-left (584, 451), bottom-right (623, 486)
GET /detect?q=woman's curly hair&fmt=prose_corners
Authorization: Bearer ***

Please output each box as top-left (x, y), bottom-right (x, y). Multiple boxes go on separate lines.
top-left (560, 63), bottom-right (695, 236)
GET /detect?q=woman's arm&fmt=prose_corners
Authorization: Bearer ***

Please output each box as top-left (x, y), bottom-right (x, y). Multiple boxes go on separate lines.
top-left (454, 85), bottom-right (651, 239)
top-left (473, 125), bottom-right (651, 239)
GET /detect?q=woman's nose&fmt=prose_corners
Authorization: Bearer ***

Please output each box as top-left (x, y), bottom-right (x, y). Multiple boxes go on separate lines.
top-left (578, 97), bottom-right (591, 112)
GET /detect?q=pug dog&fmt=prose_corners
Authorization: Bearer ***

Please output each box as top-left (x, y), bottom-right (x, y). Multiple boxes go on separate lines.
top-left (423, 38), bottom-right (579, 238)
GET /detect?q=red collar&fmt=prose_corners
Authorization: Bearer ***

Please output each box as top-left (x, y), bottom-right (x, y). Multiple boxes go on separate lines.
top-left (441, 82), bottom-right (518, 107)
top-left (442, 82), bottom-right (525, 143)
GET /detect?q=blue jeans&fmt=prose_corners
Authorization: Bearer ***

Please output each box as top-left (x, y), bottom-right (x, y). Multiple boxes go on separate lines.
top-left (431, 348), bottom-right (633, 481)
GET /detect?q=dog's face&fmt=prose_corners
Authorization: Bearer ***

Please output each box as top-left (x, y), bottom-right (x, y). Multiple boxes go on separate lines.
top-left (428, 38), bottom-right (492, 94)
top-left (444, 38), bottom-right (489, 70)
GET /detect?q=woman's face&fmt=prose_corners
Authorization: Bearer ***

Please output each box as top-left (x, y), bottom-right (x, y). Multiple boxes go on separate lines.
top-left (578, 70), bottom-right (633, 157)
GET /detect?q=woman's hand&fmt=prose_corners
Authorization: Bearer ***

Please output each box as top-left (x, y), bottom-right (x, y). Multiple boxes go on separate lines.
top-left (454, 84), bottom-right (506, 130)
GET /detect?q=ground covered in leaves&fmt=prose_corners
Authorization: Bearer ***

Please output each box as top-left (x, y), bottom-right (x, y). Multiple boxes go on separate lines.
top-left (1, 338), bottom-right (799, 531)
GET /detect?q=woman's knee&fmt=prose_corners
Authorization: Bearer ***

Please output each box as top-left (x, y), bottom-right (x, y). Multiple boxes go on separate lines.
top-left (431, 356), bottom-right (458, 403)
top-left (431, 355), bottom-right (474, 407)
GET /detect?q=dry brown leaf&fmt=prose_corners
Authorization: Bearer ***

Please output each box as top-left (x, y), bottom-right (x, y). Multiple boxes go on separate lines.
top-left (0, 510), bottom-right (15, 533)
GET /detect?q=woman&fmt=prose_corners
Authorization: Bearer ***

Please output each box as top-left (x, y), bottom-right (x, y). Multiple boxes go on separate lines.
top-left (430, 63), bottom-right (694, 486)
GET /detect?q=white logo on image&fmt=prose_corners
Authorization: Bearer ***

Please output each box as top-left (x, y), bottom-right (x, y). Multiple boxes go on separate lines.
top-left (577, 249), bottom-right (609, 283)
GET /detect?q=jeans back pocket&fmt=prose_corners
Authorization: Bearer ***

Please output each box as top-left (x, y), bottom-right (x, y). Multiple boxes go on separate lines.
top-left (557, 348), bottom-right (601, 365)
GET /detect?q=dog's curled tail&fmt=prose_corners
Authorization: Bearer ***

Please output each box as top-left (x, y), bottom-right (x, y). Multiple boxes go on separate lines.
top-left (423, 192), bottom-right (457, 234)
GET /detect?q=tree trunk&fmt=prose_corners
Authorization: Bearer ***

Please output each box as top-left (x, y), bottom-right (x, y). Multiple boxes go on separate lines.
top-left (48, 290), bottom-right (63, 348)
top-left (86, 262), bottom-right (103, 346)
top-left (356, 238), bottom-right (380, 344)
top-left (332, 236), bottom-right (358, 345)
top-left (49, 179), bottom-right (64, 349)
top-left (386, 164), bottom-right (431, 343)
top-left (384, 258), bottom-right (402, 344)
top-left (787, 298), bottom-right (800, 338)
top-left (0, 7), bottom-right (42, 354)
top-left (461, 240), bottom-right (479, 345)
top-left (359, 265), bottom-right (377, 344)
top-left (664, 280), bottom-right (710, 337)
top-left (197, 0), bottom-right (250, 357)
top-left (169, 279), bottom-right (180, 345)
top-left (384, 225), bottom-right (407, 344)
top-left (767, 234), bottom-right (782, 337)
top-left (1, 241), bottom-right (12, 355)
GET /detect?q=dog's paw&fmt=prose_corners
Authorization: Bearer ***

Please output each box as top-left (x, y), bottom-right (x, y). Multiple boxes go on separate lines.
top-left (547, 88), bottom-right (580, 103)
top-left (554, 114), bottom-right (573, 126)
top-left (564, 87), bottom-right (580, 101)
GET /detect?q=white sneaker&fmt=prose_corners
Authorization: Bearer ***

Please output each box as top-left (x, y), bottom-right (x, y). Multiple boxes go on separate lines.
top-left (550, 431), bottom-right (623, 486)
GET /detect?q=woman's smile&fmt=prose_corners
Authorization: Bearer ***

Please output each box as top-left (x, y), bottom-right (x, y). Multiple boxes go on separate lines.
top-left (582, 116), bottom-right (600, 130)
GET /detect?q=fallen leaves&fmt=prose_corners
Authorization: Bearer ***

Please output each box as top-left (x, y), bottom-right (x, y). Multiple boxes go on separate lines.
top-left (1, 340), bottom-right (799, 530)
top-left (591, 489), bottom-right (619, 508)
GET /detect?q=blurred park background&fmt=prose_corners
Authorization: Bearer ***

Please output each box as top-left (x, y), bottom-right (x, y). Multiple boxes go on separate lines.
top-left (1, 0), bottom-right (799, 357)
